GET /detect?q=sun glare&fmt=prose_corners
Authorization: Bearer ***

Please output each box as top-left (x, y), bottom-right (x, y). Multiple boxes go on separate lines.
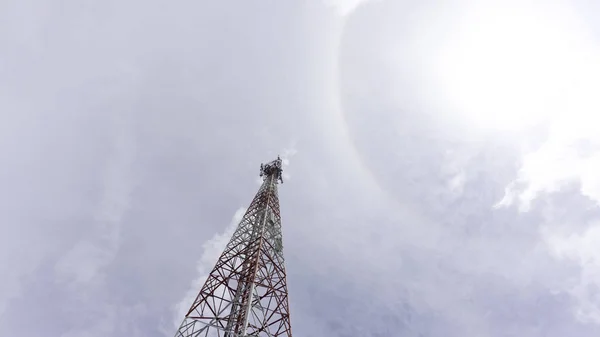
top-left (435, 3), bottom-right (600, 131)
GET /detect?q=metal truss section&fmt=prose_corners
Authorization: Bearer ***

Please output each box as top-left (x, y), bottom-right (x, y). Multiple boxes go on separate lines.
top-left (175, 158), bottom-right (292, 337)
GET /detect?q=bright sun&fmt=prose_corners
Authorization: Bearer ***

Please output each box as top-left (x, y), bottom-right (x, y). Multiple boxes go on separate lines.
top-left (435, 2), bottom-right (600, 131)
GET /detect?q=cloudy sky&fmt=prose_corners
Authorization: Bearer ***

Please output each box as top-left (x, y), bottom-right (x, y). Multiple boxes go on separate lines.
top-left (2, 0), bottom-right (600, 336)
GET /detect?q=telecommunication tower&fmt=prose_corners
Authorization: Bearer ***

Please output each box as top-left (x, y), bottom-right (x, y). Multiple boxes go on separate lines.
top-left (175, 157), bottom-right (292, 337)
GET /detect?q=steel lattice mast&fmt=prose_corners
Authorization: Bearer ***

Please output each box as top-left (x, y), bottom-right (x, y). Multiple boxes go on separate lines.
top-left (175, 157), bottom-right (292, 337)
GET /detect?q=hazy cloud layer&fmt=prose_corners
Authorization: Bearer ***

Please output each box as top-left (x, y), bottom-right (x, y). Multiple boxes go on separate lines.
top-left (2, 1), bottom-right (600, 337)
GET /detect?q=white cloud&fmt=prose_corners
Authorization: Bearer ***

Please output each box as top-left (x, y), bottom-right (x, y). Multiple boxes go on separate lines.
top-left (322, 0), bottom-right (377, 17)
top-left (496, 45), bottom-right (600, 210)
top-left (543, 223), bottom-right (600, 323)
top-left (280, 146), bottom-right (297, 167)
top-left (441, 148), bottom-right (471, 198)
top-left (171, 207), bottom-right (246, 332)
top-left (497, 54), bottom-right (600, 322)
top-left (280, 145), bottom-right (298, 182)
top-left (55, 114), bottom-right (136, 289)
top-left (53, 114), bottom-right (137, 337)
top-left (498, 133), bottom-right (600, 212)
top-left (0, 244), bottom-right (42, 318)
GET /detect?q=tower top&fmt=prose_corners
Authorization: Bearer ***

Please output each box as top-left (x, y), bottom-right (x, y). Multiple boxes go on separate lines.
top-left (260, 156), bottom-right (284, 184)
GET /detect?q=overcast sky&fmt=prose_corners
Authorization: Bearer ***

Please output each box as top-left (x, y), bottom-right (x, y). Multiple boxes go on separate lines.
top-left (2, 0), bottom-right (600, 336)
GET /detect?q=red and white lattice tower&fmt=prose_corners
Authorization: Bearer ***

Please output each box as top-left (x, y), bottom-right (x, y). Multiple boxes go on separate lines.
top-left (175, 157), bottom-right (292, 337)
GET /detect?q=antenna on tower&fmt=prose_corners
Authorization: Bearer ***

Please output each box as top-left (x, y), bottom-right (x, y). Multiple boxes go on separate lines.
top-left (260, 156), bottom-right (283, 184)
